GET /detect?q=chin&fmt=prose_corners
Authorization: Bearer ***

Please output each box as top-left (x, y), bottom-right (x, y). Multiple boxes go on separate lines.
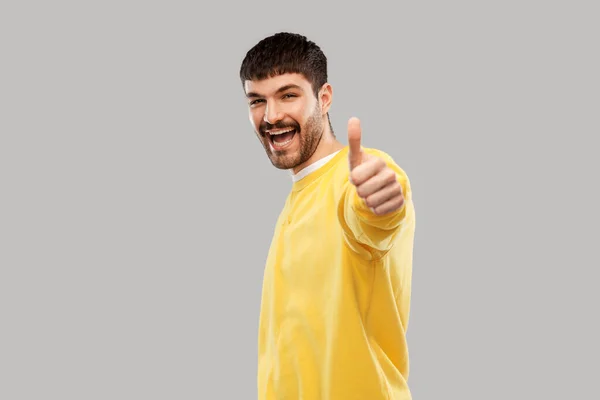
top-left (269, 157), bottom-right (298, 170)
top-left (268, 152), bottom-right (302, 170)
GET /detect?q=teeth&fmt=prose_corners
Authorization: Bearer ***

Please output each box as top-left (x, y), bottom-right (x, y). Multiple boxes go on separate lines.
top-left (274, 137), bottom-right (294, 147)
top-left (268, 128), bottom-right (294, 135)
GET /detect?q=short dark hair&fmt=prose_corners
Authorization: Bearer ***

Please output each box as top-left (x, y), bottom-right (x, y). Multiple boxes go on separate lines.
top-left (239, 32), bottom-right (328, 97)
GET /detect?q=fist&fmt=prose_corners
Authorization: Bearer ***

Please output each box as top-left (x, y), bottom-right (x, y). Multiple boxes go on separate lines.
top-left (347, 117), bottom-right (404, 216)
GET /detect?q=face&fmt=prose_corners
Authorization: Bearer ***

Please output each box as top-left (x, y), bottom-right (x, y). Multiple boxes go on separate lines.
top-left (244, 73), bottom-right (331, 171)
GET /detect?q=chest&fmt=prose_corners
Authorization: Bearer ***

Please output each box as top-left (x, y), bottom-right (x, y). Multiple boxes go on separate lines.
top-left (266, 186), bottom-right (345, 286)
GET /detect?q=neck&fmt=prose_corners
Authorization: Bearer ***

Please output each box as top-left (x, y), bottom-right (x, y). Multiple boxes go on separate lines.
top-left (292, 126), bottom-right (344, 175)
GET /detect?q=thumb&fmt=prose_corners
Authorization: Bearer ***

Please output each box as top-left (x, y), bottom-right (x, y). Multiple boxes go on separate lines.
top-left (347, 117), bottom-right (363, 170)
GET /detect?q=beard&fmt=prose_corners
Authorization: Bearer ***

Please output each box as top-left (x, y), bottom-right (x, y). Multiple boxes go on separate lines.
top-left (258, 104), bottom-right (324, 170)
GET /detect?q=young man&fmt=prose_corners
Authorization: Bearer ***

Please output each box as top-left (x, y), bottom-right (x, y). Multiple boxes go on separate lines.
top-left (239, 32), bottom-right (416, 399)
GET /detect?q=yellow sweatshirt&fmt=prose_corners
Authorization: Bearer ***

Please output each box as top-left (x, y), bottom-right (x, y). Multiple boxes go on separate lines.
top-left (257, 146), bottom-right (416, 400)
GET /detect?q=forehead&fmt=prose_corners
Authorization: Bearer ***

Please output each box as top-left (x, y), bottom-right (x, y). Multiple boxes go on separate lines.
top-left (244, 73), bottom-right (311, 96)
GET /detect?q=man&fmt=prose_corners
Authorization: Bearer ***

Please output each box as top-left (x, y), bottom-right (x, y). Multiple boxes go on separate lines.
top-left (239, 32), bottom-right (416, 399)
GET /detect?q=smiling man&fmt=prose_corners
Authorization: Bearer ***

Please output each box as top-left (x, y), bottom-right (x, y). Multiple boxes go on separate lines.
top-left (240, 32), bottom-right (416, 399)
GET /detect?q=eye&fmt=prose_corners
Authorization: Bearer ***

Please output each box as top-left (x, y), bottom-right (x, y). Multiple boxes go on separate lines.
top-left (249, 99), bottom-right (264, 106)
top-left (283, 93), bottom-right (297, 99)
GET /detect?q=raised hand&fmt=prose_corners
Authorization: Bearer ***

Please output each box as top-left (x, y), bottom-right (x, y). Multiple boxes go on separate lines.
top-left (347, 117), bottom-right (404, 215)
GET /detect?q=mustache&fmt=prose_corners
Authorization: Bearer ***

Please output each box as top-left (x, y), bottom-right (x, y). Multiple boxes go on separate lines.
top-left (260, 120), bottom-right (300, 134)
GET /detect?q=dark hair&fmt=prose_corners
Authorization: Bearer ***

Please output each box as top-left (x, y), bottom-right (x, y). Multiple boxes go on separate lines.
top-left (239, 32), bottom-right (328, 97)
top-left (240, 32), bottom-right (334, 135)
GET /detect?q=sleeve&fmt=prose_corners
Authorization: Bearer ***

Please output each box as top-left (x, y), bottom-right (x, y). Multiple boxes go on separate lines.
top-left (337, 149), bottom-right (414, 258)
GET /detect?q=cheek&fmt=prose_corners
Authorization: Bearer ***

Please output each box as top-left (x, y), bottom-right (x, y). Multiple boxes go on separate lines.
top-left (249, 110), bottom-right (262, 130)
top-left (288, 105), bottom-right (310, 125)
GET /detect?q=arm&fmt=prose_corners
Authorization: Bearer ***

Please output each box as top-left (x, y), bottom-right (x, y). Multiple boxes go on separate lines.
top-left (339, 149), bottom-right (412, 253)
top-left (337, 118), bottom-right (414, 257)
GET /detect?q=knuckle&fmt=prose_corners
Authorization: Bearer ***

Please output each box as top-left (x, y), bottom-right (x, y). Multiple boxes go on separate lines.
top-left (356, 185), bottom-right (367, 198)
top-left (365, 195), bottom-right (377, 208)
top-left (386, 170), bottom-right (397, 183)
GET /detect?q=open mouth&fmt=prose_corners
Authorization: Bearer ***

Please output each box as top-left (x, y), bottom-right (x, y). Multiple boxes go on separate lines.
top-left (267, 127), bottom-right (297, 150)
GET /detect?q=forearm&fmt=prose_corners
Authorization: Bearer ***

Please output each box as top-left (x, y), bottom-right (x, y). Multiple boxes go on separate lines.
top-left (339, 164), bottom-right (412, 254)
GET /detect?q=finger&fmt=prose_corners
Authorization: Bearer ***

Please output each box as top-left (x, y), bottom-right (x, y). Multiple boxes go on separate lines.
top-left (364, 181), bottom-right (403, 209)
top-left (370, 190), bottom-right (405, 216)
top-left (356, 167), bottom-right (398, 199)
top-left (347, 117), bottom-right (362, 170)
top-left (350, 156), bottom-right (386, 186)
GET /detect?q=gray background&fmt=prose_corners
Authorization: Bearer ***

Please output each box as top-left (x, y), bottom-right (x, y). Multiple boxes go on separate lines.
top-left (1, 1), bottom-right (598, 399)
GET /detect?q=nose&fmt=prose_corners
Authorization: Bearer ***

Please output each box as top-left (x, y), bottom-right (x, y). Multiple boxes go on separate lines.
top-left (263, 102), bottom-right (283, 125)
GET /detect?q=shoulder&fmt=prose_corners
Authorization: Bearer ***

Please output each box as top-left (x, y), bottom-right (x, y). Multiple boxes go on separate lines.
top-left (363, 147), bottom-right (409, 176)
top-left (331, 146), bottom-right (409, 175)
top-left (330, 146), bottom-right (412, 190)
top-left (362, 147), bottom-right (398, 165)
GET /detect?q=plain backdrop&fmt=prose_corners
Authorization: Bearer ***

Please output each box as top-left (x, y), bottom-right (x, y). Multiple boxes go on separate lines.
top-left (1, 1), bottom-right (598, 399)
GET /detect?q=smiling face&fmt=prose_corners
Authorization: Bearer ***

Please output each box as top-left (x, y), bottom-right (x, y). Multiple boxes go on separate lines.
top-left (245, 73), bottom-right (332, 172)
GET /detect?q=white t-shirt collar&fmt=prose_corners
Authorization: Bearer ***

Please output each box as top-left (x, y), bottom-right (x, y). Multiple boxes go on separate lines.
top-left (289, 150), bottom-right (341, 182)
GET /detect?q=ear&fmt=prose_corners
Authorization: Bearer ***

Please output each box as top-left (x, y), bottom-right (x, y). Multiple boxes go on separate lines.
top-left (318, 83), bottom-right (333, 115)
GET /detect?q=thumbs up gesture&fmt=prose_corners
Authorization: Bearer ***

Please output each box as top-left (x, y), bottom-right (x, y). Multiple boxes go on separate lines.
top-left (347, 117), bottom-right (404, 216)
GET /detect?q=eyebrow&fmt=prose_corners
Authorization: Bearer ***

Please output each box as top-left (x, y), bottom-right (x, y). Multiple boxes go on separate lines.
top-left (246, 84), bottom-right (304, 98)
